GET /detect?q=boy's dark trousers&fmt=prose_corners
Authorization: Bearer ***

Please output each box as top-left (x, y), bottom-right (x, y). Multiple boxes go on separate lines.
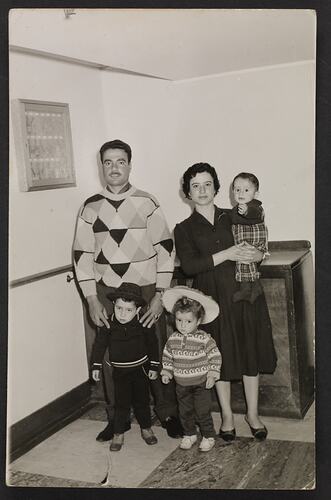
top-left (113, 366), bottom-right (151, 433)
top-left (176, 383), bottom-right (216, 438)
top-left (97, 283), bottom-right (179, 424)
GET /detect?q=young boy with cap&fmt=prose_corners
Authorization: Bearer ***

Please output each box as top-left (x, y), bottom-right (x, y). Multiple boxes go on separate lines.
top-left (91, 282), bottom-right (159, 451)
top-left (161, 286), bottom-right (222, 452)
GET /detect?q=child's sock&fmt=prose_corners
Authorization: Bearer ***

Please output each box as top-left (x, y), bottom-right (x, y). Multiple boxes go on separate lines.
top-left (249, 280), bottom-right (263, 303)
top-left (233, 282), bottom-right (252, 303)
top-left (233, 281), bottom-right (263, 303)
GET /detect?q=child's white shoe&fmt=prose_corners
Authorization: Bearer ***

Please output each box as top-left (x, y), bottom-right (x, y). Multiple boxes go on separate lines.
top-left (180, 435), bottom-right (198, 450)
top-left (199, 437), bottom-right (215, 452)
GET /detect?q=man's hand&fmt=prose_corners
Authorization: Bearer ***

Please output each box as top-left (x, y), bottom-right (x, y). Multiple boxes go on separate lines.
top-left (238, 203), bottom-right (248, 215)
top-left (140, 293), bottom-right (163, 328)
top-left (162, 375), bottom-right (170, 384)
top-left (206, 376), bottom-right (216, 389)
top-left (148, 370), bottom-right (158, 380)
top-left (92, 369), bottom-right (101, 382)
top-left (86, 295), bottom-right (110, 329)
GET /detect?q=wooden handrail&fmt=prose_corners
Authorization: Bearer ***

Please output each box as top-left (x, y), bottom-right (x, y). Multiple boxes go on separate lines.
top-left (10, 265), bottom-right (74, 288)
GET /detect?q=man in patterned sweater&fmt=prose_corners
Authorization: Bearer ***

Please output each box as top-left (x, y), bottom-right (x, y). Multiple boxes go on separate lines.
top-left (73, 139), bottom-right (182, 441)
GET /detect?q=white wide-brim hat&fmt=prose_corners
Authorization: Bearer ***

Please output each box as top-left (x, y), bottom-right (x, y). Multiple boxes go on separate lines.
top-left (162, 286), bottom-right (219, 324)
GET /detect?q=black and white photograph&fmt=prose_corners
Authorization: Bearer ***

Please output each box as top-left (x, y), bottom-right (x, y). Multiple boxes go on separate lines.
top-left (7, 7), bottom-right (316, 491)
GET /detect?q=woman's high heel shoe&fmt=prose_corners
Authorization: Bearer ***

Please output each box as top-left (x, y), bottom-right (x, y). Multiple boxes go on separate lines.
top-left (244, 416), bottom-right (268, 441)
top-left (219, 427), bottom-right (236, 442)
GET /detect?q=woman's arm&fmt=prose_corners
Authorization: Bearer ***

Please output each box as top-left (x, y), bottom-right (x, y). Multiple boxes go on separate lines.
top-left (175, 223), bottom-right (263, 276)
top-left (174, 223), bottom-right (215, 276)
top-left (213, 242), bottom-right (263, 267)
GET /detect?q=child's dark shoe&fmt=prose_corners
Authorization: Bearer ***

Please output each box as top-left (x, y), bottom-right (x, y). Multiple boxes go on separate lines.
top-left (110, 433), bottom-right (124, 451)
top-left (141, 428), bottom-right (158, 445)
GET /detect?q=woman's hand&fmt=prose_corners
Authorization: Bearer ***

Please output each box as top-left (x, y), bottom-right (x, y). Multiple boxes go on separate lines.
top-left (224, 242), bottom-right (263, 264)
top-left (237, 242), bottom-right (263, 263)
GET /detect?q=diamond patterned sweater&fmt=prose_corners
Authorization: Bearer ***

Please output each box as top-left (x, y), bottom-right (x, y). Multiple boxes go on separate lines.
top-left (73, 186), bottom-right (175, 297)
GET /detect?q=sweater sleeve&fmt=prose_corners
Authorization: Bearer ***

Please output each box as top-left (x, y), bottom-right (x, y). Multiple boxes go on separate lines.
top-left (73, 203), bottom-right (97, 297)
top-left (144, 326), bottom-right (160, 371)
top-left (147, 202), bottom-right (175, 289)
top-left (161, 339), bottom-right (174, 379)
top-left (246, 203), bottom-right (264, 221)
top-left (231, 200), bottom-right (264, 225)
top-left (90, 329), bottom-right (110, 368)
top-left (205, 335), bottom-right (222, 380)
top-left (174, 222), bottom-right (215, 276)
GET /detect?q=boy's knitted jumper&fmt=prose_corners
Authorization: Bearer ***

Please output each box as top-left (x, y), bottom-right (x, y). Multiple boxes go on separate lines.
top-left (161, 329), bottom-right (222, 386)
top-left (91, 315), bottom-right (160, 373)
top-left (73, 185), bottom-right (175, 297)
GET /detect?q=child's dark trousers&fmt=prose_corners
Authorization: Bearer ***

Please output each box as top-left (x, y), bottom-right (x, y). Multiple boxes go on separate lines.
top-left (113, 366), bottom-right (151, 433)
top-left (176, 382), bottom-right (216, 438)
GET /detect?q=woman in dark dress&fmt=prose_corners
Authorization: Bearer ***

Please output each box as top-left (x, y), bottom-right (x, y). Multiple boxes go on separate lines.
top-left (174, 163), bottom-right (276, 441)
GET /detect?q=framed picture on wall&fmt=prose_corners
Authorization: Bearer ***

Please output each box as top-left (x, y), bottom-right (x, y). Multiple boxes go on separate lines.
top-left (11, 99), bottom-right (76, 191)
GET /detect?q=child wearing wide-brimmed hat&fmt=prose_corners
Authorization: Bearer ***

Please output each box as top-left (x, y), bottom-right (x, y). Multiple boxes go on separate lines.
top-left (91, 282), bottom-right (159, 452)
top-left (161, 286), bottom-right (222, 452)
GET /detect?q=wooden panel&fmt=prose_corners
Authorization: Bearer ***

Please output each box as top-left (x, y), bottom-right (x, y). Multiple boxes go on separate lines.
top-left (260, 278), bottom-right (290, 387)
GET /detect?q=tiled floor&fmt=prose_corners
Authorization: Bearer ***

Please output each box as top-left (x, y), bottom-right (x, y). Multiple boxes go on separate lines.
top-left (7, 402), bottom-right (315, 489)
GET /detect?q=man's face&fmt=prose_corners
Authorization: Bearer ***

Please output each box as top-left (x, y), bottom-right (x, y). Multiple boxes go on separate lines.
top-left (102, 148), bottom-right (131, 192)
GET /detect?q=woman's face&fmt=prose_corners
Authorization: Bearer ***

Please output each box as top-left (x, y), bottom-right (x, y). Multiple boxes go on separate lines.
top-left (189, 172), bottom-right (215, 207)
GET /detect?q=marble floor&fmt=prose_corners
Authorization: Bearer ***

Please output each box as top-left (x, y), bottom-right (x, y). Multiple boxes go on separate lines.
top-left (7, 402), bottom-right (315, 489)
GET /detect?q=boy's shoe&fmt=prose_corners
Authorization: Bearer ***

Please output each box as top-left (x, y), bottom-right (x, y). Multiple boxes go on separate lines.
top-left (199, 437), bottom-right (215, 452)
top-left (141, 428), bottom-right (158, 445)
top-left (162, 416), bottom-right (184, 438)
top-left (109, 433), bottom-right (124, 452)
top-left (179, 435), bottom-right (198, 450)
top-left (96, 420), bottom-right (131, 442)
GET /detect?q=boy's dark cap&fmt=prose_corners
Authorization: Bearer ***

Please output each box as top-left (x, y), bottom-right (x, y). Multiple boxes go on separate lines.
top-left (107, 283), bottom-right (146, 307)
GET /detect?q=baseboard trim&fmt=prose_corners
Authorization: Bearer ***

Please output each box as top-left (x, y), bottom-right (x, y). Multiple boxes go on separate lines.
top-left (9, 381), bottom-right (92, 463)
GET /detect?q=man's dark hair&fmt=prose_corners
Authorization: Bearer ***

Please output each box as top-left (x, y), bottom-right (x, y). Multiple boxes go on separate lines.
top-left (99, 140), bottom-right (132, 163)
top-left (232, 172), bottom-right (259, 191)
top-left (182, 162), bottom-right (220, 199)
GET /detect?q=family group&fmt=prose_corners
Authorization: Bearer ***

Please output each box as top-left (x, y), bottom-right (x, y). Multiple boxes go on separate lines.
top-left (73, 139), bottom-right (276, 454)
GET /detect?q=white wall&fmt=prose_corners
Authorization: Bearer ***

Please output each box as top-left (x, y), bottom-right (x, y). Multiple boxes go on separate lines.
top-left (9, 52), bottom-right (107, 279)
top-left (9, 52), bottom-right (315, 424)
top-left (9, 52), bottom-right (108, 424)
top-left (163, 62), bottom-right (315, 252)
top-left (100, 62), bottom-right (315, 253)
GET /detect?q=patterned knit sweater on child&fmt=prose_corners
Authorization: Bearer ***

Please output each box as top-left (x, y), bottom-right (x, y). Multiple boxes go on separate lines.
top-left (161, 329), bottom-right (222, 386)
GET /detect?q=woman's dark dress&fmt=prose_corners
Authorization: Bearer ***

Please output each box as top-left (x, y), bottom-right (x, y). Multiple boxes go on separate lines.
top-left (174, 206), bottom-right (277, 381)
